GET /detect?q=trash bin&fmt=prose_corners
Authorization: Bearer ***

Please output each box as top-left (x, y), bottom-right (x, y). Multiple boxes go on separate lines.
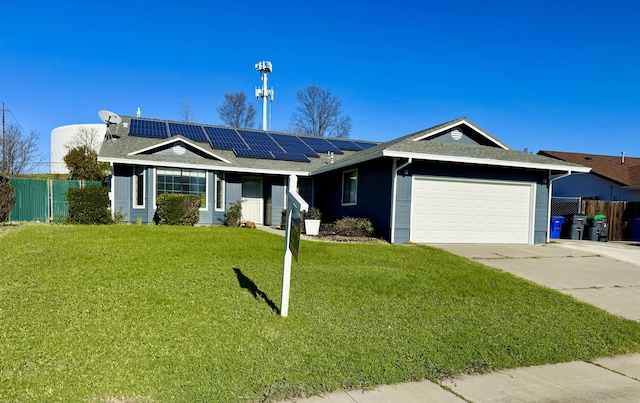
top-left (631, 218), bottom-right (640, 242)
top-left (550, 216), bottom-right (564, 239)
top-left (586, 214), bottom-right (608, 242)
top-left (564, 214), bottom-right (587, 240)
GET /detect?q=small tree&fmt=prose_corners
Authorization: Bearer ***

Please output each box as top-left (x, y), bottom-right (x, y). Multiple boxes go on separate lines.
top-left (63, 146), bottom-right (111, 182)
top-left (65, 126), bottom-right (103, 151)
top-left (290, 86), bottom-right (352, 138)
top-left (218, 93), bottom-right (256, 128)
top-left (179, 97), bottom-right (196, 123)
top-left (0, 177), bottom-right (16, 223)
top-left (1, 124), bottom-right (40, 175)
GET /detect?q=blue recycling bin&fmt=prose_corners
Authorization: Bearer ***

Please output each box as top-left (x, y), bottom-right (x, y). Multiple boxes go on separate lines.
top-left (550, 216), bottom-right (564, 239)
top-left (631, 218), bottom-right (640, 242)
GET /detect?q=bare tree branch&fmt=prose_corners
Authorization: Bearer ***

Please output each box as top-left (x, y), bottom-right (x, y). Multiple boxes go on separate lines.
top-left (290, 86), bottom-right (352, 138)
top-left (180, 97), bottom-right (196, 123)
top-left (1, 124), bottom-right (39, 175)
top-left (65, 126), bottom-right (102, 151)
top-left (218, 93), bottom-right (256, 128)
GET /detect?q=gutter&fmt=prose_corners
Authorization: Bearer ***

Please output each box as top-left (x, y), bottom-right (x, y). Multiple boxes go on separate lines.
top-left (390, 157), bottom-right (413, 244)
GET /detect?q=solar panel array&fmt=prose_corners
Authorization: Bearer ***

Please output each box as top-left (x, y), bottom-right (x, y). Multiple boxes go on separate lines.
top-left (129, 120), bottom-right (168, 138)
top-left (168, 123), bottom-right (208, 142)
top-left (128, 119), bottom-right (377, 163)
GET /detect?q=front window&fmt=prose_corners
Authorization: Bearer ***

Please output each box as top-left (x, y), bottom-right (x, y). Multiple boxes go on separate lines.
top-left (133, 166), bottom-right (145, 208)
top-left (342, 169), bottom-right (358, 206)
top-left (156, 168), bottom-right (207, 208)
top-left (215, 172), bottom-right (225, 211)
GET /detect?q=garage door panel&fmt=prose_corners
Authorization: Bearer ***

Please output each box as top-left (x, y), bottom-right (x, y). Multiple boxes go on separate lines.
top-left (411, 177), bottom-right (533, 244)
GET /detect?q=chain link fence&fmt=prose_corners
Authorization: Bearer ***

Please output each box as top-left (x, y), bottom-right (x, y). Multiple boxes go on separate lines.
top-left (9, 178), bottom-right (102, 223)
top-left (550, 196), bottom-right (582, 217)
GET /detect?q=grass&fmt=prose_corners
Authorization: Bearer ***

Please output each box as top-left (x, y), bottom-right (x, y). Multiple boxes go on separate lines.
top-left (1, 224), bottom-right (640, 402)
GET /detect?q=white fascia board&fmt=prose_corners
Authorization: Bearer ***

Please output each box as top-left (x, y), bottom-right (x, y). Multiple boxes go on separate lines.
top-left (98, 156), bottom-right (311, 177)
top-left (127, 136), bottom-right (232, 164)
top-left (311, 150), bottom-right (385, 174)
top-left (412, 120), bottom-right (510, 150)
top-left (382, 150), bottom-right (592, 173)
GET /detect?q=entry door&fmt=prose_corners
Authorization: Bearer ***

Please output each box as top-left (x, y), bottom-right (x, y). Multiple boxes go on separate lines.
top-left (241, 177), bottom-right (263, 224)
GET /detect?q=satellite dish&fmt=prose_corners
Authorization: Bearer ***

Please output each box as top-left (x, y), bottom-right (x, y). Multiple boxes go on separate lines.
top-left (98, 110), bottom-right (122, 126)
top-left (98, 110), bottom-right (122, 141)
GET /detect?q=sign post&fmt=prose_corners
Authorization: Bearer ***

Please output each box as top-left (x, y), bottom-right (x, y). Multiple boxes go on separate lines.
top-left (281, 174), bottom-right (308, 317)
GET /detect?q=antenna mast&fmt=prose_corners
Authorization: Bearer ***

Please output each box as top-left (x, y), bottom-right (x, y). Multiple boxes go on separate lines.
top-left (255, 61), bottom-right (274, 131)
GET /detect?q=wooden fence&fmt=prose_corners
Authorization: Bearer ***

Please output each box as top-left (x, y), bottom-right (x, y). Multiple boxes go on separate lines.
top-left (582, 200), bottom-right (640, 241)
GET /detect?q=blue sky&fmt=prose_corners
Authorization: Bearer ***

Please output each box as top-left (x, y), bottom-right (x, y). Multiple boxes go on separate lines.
top-left (1, 0), bottom-right (638, 171)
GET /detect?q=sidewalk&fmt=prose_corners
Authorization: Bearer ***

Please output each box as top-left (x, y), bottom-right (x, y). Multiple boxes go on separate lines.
top-left (280, 354), bottom-right (640, 402)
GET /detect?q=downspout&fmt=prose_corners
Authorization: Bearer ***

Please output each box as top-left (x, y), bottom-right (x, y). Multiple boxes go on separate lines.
top-left (390, 157), bottom-right (412, 244)
top-left (547, 170), bottom-right (574, 243)
top-left (109, 162), bottom-right (115, 219)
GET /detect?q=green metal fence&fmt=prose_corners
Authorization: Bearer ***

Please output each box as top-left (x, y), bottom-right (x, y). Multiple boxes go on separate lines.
top-left (9, 179), bottom-right (102, 223)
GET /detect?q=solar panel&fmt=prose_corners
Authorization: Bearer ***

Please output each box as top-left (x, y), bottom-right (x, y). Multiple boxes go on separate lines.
top-left (270, 151), bottom-right (310, 162)
top-left (168, 123), bottom-right (208, 142)
top-left (237, 130), bottom-right (283, 153)
top-left (205, 127), bottom-right (248, 150)
top-left (269, 133), bottom-right (319, 157)
top-left (128, 119), bottom-right (169, 138)
top-left (233, 148), bottom-right (273, 159)
top-left (353, 141), bottom-right (378, 150)
top-left (327, 139), bottom-right (363, 151)
top-left (300, 137), bottom-right (344, 154)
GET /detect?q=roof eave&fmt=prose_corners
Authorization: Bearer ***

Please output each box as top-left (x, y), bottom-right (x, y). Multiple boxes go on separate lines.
top-left (97, 156), bottom-right (312, 176)
top-left (412, 119), bottom-right (510, 150)
top-left (382, 150), bottom-right (592, 173)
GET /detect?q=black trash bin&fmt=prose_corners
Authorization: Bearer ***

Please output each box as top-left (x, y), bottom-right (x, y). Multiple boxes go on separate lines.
top-left (564, 214), bottom-right (587, 240)
top-left (586, 214), bottom-right (608, 242)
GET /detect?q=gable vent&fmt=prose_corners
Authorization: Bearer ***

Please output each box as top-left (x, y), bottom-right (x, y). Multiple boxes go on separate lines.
top-left (173, 144), bottom-right (186, 155)
top-left (451, 129), bottom-right (463, 141)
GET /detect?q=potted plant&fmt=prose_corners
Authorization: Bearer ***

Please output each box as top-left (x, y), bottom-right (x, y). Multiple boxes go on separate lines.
top-left (303, 207), bottom-right (322, 236)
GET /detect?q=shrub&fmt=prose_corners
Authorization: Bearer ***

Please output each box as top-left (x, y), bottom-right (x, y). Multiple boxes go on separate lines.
top-left (224, 200), bottom-right (242, 227)
top-left (302, 207), bottom-right (322, 221)
top-left (155, 193), bottom-right (200, 226)
top-left (0, 177), bottom-right (16, 223)
top-left (67, 185), bottom-right (113, 224)
top-left (334, 217), bottom-right (374, 238)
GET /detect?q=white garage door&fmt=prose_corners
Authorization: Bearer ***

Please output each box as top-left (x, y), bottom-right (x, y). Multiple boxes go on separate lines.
top-left (411, 177), bottom-right (534, 244)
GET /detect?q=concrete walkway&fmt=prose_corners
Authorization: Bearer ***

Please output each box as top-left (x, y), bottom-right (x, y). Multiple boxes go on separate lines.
top-left (269, 235), bottom-right (640, 402)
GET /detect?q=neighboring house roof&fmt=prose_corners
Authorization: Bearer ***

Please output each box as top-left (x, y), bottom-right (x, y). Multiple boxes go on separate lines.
top-left (98, 116), bottom-right (589, 176)
top-left (538, 151), bottom-right (640, 187)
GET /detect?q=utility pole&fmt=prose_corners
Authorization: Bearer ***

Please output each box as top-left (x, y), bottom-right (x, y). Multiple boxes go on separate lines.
top-left (1, 103), bottom-right (5, 175)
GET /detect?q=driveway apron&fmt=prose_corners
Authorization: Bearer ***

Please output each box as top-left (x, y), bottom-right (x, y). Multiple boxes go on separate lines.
top-left (431, 240), bottom-right (640, 322)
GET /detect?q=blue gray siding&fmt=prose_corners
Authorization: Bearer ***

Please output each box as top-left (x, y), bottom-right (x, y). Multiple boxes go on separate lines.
top-left (314, 159), bottom-right (394, 239)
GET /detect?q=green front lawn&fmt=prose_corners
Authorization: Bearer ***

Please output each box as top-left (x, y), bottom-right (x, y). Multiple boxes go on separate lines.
top-left (1, 225), bottom-right (639, 402)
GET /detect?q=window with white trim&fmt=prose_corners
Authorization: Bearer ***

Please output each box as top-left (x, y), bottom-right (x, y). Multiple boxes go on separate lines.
top-left (133, 166), bottom-right (145, 208)
top-left (342, 169), bottom-right (358, 206)
top-left (215, 172), bottom-right (225, 211)
top-left (156, 168), bottom-right (207, 208)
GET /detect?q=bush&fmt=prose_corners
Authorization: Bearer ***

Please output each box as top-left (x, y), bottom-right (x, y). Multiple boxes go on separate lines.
top-left (0, 178), bottom-right (16, 223)
top-left (334, 217), bottom-right (374, 238)
top-left (224, 200), bottom-right (242, 227)
top-left (302, 207), bottom-right (322, 221)
top-left (67, 186), bottom-right (113, 224)
top-left (155, 193), bottom-right (200, 226)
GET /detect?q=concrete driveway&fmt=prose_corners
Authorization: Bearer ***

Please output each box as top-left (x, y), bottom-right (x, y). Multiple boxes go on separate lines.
top-left (432, 240), bottom-right (640, 322)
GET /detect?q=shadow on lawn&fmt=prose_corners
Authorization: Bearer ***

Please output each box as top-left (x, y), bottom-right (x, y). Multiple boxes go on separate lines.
top-left (233, 268), bottom-right (280, 314)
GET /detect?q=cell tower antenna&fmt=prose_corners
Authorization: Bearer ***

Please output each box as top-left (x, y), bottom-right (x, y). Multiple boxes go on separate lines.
top-left (255, 61), bottom-right (274, 131)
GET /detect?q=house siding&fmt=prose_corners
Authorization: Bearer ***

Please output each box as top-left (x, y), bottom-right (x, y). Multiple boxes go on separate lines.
top-left (314, 159), bottom-right (394, 240)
